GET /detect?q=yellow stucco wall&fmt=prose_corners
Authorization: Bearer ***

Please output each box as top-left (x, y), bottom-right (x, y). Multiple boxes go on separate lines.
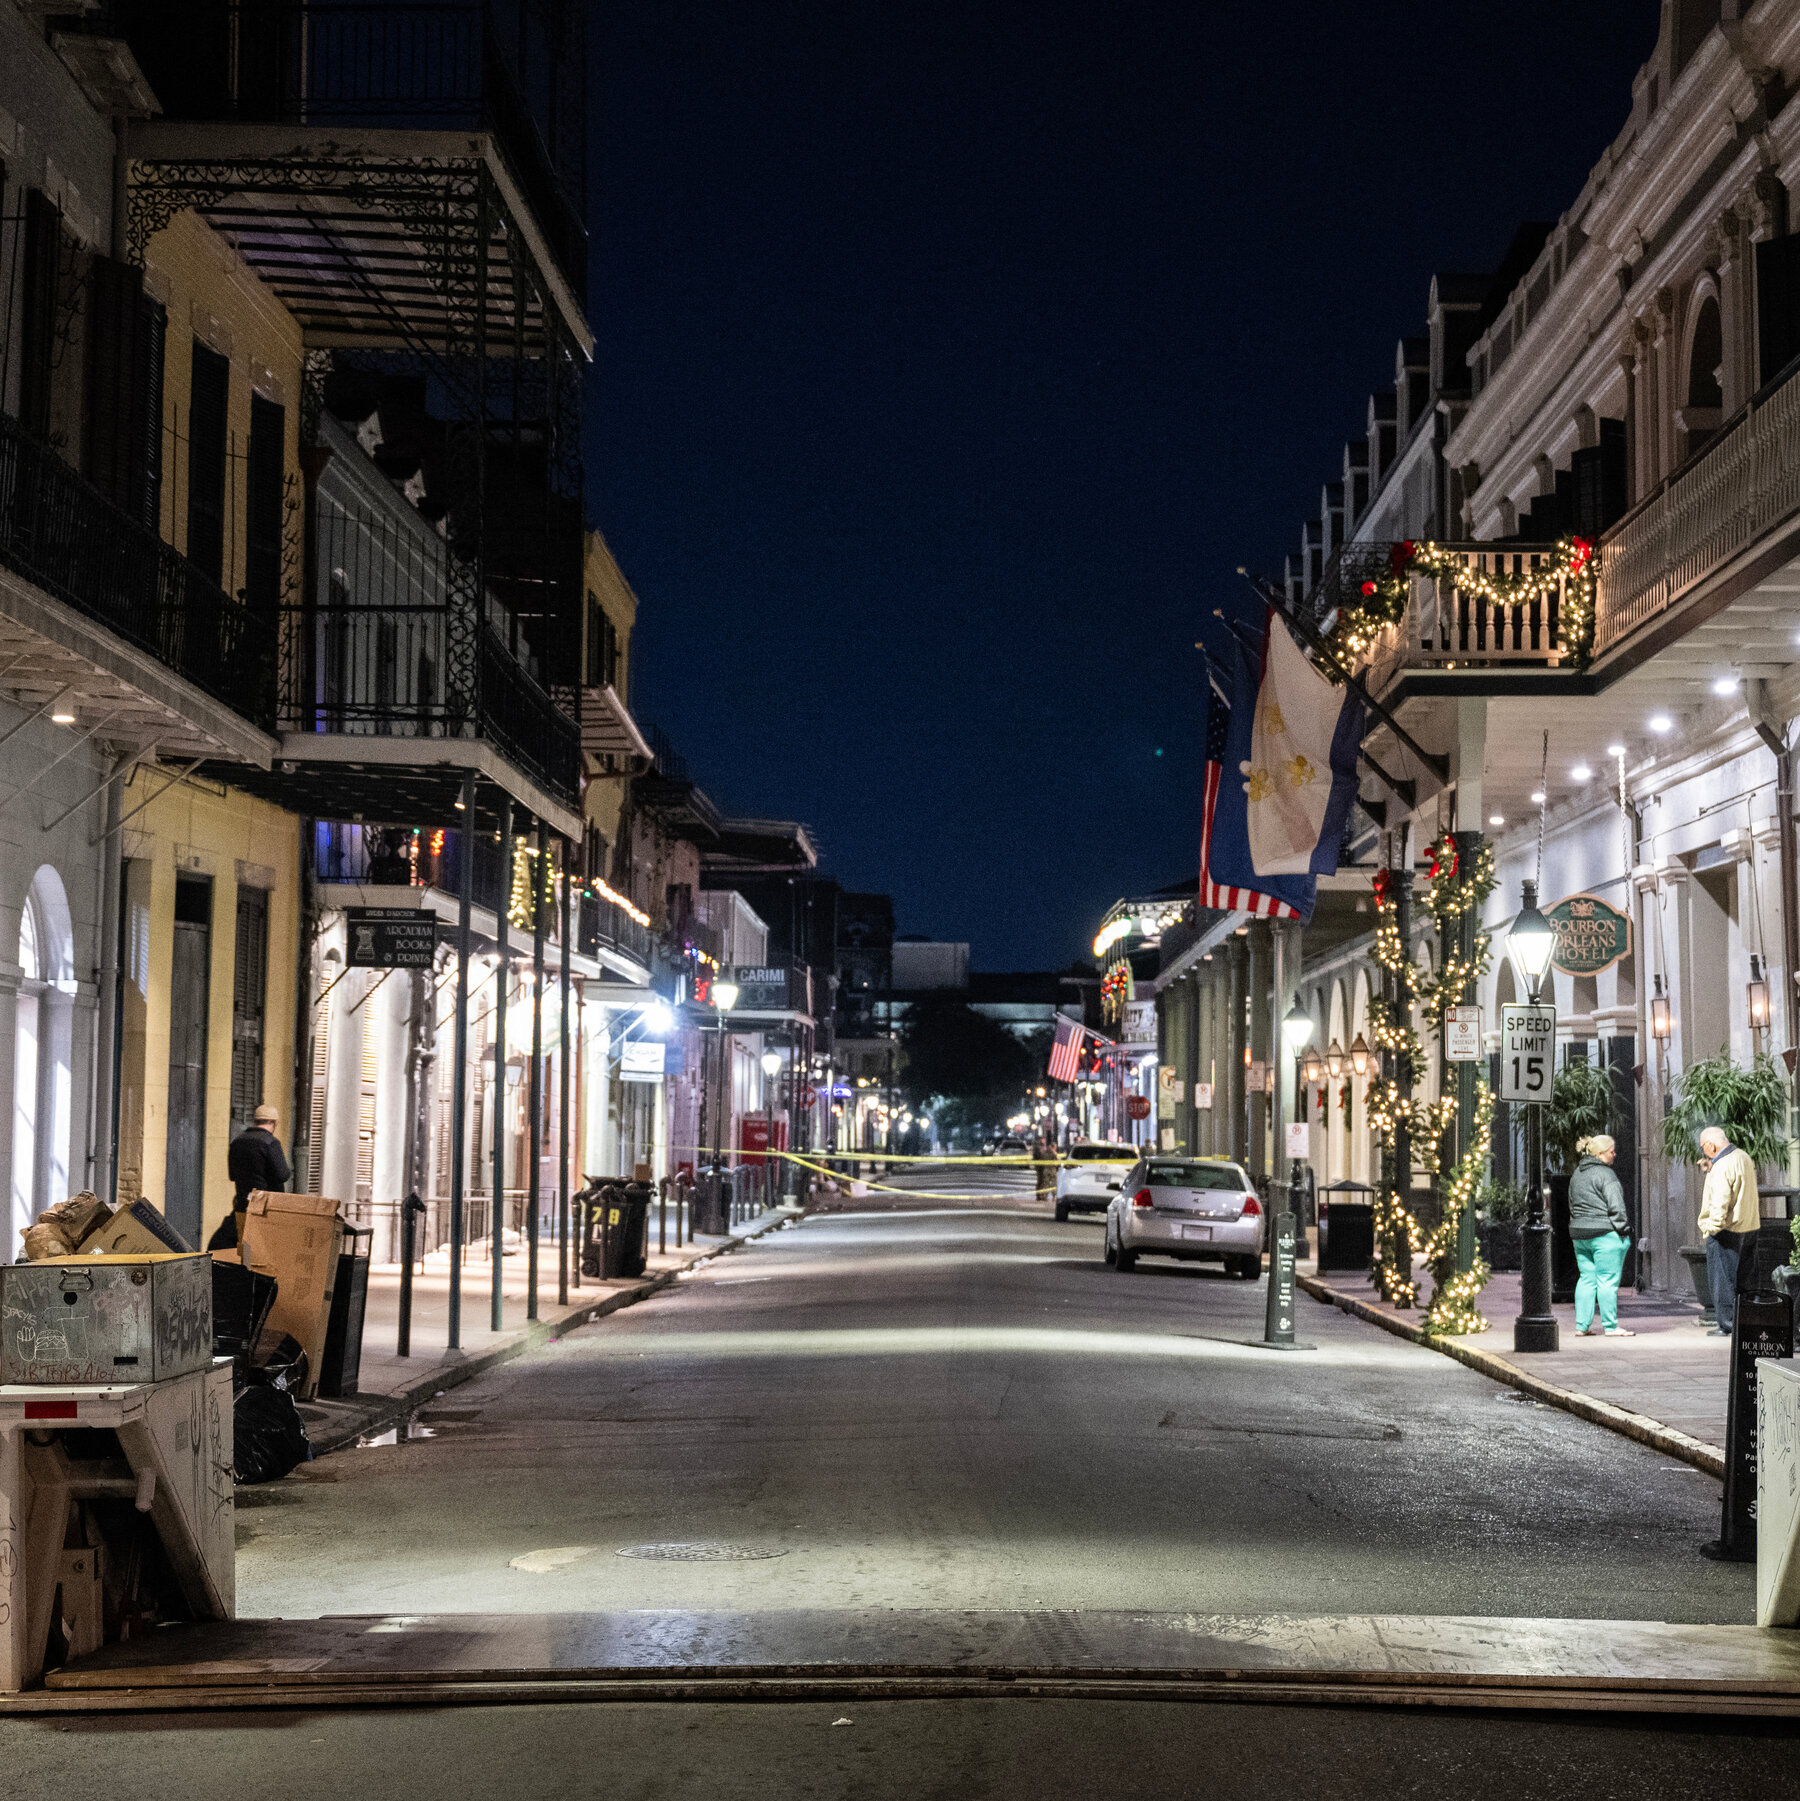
top-left (583, 530), bottom-right (641, 853)
top-left (142, 208), bottom-right (305, 598)
top-left (116, 776), bottom-right (301, 1243)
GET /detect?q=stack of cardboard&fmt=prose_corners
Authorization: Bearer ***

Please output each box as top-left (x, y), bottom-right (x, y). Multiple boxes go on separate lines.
top-left (229, 1192), bottom-right (345, 1400)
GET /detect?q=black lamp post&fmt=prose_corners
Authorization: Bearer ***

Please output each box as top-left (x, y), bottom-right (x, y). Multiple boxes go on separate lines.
top-left (1508, 879), bottom-right (1560, 1354)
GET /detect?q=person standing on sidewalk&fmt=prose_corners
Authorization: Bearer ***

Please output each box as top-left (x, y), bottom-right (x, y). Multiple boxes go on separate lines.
top-left (1567, 1134), bottom-right (1632, 1337)
top-left (1697, 1125), bottom-right (1758, 1337)
top-left (209, 1103), bottom-right (292, 1251)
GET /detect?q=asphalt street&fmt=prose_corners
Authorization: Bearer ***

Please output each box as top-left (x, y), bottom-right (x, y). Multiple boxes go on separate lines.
top-left (6, 1698), bottom-right (1799, 1801)
top-left (233, 1167), bottom-right (1750, 1622)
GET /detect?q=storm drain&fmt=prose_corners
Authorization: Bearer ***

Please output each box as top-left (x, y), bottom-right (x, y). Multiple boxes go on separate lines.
top-left (615, 1542), bottom-right (790, 1562)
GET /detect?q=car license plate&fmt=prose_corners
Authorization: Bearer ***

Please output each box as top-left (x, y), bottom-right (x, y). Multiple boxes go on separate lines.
top-left (1181, 1223), bottom-right (1212, 1241)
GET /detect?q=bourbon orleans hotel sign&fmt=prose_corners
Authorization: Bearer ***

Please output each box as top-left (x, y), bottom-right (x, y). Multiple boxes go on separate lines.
top-left (1543, 893), bottom-right (1632, 977)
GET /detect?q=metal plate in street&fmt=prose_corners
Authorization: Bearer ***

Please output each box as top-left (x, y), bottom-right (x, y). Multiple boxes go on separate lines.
top-left (1444, 1004), bottom-right (1482, 1063)
top-left (346, 907), bottom-right (439, 968)
top-left (1497, 1003), bottom-right (1556, 1102)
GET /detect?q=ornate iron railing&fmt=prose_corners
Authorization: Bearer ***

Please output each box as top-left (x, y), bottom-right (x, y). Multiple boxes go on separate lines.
top-left (579, 889), bottom-right (655, 971)
top-left (0, 409), bottom-right (274, 728)
top-left (1593, 357), bottom-right (1800, 658)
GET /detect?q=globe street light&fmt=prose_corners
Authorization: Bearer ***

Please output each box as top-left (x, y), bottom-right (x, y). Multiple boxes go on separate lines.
top-left (1282, 995), bottom-right (1315, 1056)
top-left (1506, 878), bottom-right (1556, 1005)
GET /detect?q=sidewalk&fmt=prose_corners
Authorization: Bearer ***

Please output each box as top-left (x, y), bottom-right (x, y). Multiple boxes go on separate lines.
top-left (296, 1204), bottom-right (801, 1455)
top-left (1300, 1264), bottom-right (1730, 1476)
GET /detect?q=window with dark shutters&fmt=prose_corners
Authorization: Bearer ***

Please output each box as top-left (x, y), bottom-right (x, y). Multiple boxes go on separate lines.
top-left (1755, 234), bottom-right (1800, 390)
top-left (83, 255), bottom-right (167, 532)
top-left (18, 189), bottom-right (63, 442)
top-left (230, 885), bottom-right (270, 1137)
top-left (186, 340), bottom-right (230, 584)
top-left (245, 391), bottom-right (284, 617)
top-left (1571, 419), bottom-right (1629, 538)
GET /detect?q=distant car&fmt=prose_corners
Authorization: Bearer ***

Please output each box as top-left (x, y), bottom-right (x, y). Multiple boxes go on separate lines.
top-left (1053, 1141), bottom-right (1138, 1220)
top-left (1103, 1156), bottom-right (1263, 1278)
top-left (992, 1135), bottom-right (1029, 1156)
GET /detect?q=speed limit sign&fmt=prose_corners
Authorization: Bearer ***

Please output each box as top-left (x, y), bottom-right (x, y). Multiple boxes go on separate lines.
top-left (1498, 1003), bottom-right (1556, 1102)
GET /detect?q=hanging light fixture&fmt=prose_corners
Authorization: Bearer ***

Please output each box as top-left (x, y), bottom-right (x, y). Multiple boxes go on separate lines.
top-left (1748, 955), bottom-right (1771, 1032)
top-left (1325, 1038), bottom-right (1346, 1079)
top-left (1349, 1032), bottom-right (1370, 1077)
top-left (1506, 878), bottom-right (1558, 1004)
top-left (1650, 973), bottom-right (1672, 1043)
top-left (1301, 1047), bottom-right (1325, 1087)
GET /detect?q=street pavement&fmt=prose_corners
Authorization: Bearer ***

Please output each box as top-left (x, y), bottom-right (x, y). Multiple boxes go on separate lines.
top-left (6, 1697), bottom-right (1799, 1801)
top-left (234, 1165), bottom-right (1750, 1623)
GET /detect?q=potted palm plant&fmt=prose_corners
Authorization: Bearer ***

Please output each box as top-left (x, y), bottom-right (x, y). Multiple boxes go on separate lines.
top-left (1662, 1053), bottom-right (1792, 1312)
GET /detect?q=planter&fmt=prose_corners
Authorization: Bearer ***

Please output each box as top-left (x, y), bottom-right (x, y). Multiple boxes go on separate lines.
top-left (1477, 1219), bottom-right (1522, 1272)
top-left (1677, 1243), bottom-right (1715, 1322)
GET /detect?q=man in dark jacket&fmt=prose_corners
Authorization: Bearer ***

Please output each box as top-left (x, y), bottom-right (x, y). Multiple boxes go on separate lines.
top-left (209, 1103), bottom-right (292, 1250)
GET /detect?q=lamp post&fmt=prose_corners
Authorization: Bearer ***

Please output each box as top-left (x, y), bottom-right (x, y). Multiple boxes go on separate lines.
top-left (1265, 994), bottom-right (1314, 1346)
top-left (710, 980), bottom-right (738, 1226)
top-left (1508, 879), bottom-right (1560, 1354)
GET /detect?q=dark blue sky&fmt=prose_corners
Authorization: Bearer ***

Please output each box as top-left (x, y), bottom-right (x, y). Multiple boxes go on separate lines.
top-left (588, 1), bottom-right (1658, 970)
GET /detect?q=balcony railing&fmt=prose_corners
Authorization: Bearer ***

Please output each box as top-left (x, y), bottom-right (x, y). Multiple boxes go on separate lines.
top-left (113, 0), bottom-right (587, 300)
top-left (0, 409), bottom-right (274, 729)
top-left (579, 890), bottom-right (654, 973)
top-left (1316, 540), bottom-right (1578, 698)
top-left (1594, 355), bottom-right (1800, 659)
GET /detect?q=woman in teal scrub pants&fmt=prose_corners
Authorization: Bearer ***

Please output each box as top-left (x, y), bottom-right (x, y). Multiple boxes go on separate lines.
top-left (1567, 1134), bottom-right (1633, 1337)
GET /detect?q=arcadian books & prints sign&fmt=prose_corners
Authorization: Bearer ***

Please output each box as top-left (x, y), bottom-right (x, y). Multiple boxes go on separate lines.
top-left (1544, 893), bottom-right (1632, 977)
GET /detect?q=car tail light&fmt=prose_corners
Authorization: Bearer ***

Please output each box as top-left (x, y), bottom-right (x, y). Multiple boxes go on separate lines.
top-left (1132, 1188), bottom-right (1154, 1209)
top-left (1241, 1195), bottom-right (1261, 1216)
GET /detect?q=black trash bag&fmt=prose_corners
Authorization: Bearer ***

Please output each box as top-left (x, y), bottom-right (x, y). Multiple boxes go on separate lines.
top-left (255, 1331), bottom-right (310, 1397)
top-left (212, 1259), bottom-right (278, 1366)
top-left (232, 1380), bottom-right (311, 1484)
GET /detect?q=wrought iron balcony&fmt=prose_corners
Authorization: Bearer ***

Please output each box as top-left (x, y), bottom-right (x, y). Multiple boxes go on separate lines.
top-left (579, 888), bottom-right (654, 974)
top-left (0, 408), bottom-right (274, 729)
top-left (111, 0), bottom-right (587, 300)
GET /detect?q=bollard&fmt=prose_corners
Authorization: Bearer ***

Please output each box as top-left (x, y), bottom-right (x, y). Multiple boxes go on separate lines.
top-left (658, 1177), bottom-right (668, 1256)
top-left (397, 1191), bottom-right (428, 1358)
top-left (1262, 1164), bottom-right (1304, 1347)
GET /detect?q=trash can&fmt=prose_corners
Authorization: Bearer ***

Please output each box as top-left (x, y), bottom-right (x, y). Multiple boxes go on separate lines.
top-left (601, 1183), bottom-right (651, 1278)
top-left (319, 1224), bottom-right (371, 1398)
top-left (1317, 1180), bottom-right (1375, 1273)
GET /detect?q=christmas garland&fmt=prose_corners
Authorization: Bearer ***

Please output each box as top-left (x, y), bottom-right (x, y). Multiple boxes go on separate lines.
top-left (1366, 833), bottom-right (1499, 1330)
top-left (1100, 960), bottom-right (1133, 1021)
top-left (1330, 536), bottom-right (1598, 671)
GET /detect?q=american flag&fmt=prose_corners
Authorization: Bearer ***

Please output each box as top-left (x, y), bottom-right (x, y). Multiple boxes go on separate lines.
top-left (1200, 672), bottom-right (1300, 920)
top-left (1048, 1014), bottom-right (1084, 1083)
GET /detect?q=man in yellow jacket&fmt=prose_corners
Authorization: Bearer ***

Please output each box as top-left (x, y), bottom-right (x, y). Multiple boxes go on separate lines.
top-left (1697, 1126), bottom-right (1759, 1336)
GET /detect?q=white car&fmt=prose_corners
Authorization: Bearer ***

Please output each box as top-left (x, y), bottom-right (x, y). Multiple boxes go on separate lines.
top-left (1103, 1155), bottom-right (1265, 1278)
top-left (1053, 1141), bottom-right (1138, 1219)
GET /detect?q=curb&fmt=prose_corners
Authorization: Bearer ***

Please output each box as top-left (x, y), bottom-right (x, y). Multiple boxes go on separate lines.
top-left (304, 1207), bottom-right (801, 1457)
top-left (1297, 1272), bottom-right (1727, 1479)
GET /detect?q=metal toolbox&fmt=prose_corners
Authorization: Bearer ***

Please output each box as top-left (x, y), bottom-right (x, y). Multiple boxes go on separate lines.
top-left (0, 1254), bottom-right (212, 1385)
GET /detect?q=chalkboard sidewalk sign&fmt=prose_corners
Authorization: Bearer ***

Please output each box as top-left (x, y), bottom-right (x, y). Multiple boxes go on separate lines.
top-left (1718, 1225), bottom-right (1798, 1560)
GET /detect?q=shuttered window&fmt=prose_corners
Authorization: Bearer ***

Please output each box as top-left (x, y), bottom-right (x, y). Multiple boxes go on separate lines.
top-left (18, 188), bottom-right (63, 442)
top-left (186, 340), bottom-right (230, 584)
top-left (245, 392), bottom-right (284, 616)
top-left (229, 886), bottom-right (270, 1137)
top-left (84, 255), bottom-right (167, 532)
top-left (1756, 234), bottom-right (1800, 390)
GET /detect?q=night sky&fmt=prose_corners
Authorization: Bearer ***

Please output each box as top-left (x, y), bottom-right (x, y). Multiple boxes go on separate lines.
top-left (589, 2), bottom-right (1658, 972)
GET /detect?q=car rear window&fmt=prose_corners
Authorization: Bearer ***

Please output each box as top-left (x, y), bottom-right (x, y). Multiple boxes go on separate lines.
top-left (1070, 1144), bottom-right (1136, 1161)
top-left (1145, 1163), bottom-right (1245, 1190)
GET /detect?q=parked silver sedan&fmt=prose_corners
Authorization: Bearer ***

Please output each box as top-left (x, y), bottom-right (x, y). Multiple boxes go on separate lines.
top-left (1102, 1156), bottom-right (1264, 1278)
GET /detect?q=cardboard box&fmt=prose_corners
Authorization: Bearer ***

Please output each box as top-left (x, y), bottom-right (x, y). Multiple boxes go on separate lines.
top-left (0, 1254), bottom-right (212, 1383)
top-left (78, 1199), bottom-right (191, 1258)
top-left (239, 1191), bottom-right (344, 1397)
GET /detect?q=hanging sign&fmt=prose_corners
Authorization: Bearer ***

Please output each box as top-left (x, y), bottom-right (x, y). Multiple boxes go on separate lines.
top-left (1121, 1000), bottom-right (1157, 1047)
top-left (1444, 1004), bottom-right (1482, 1062)
top-left (620, 1041), bottom-right (665, 1082)
top-left (1285, 1121), bottom-right (1310, 1160)
top-left (1544, 893), bottom-right (1632, 976)
top-left (345, 907), bottom-right (438, 968)
top-left (1498, 1003), bottom-right (1556, 1103)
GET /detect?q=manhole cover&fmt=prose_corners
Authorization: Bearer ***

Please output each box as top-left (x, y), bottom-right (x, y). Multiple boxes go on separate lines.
top-left (615, 1542), bottom-right (789, 1562)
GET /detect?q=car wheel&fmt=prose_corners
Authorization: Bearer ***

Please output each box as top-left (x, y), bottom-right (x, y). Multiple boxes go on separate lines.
top-left (1054, 1201), bottom-right (1069, 1222)
top-left (1115, 1242), bottom-right (1138, 1272)
top-left (1230, 1254), bottom-right (1259, 1280)
top-left (1102, 1227), bottom-right (1117, 1267)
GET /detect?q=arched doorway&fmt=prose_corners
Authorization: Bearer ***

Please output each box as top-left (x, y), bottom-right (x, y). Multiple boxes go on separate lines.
top-left (1683, 292), bottom-right (1723, 458)
top-left (12, 867), bottom-right (74, 1249)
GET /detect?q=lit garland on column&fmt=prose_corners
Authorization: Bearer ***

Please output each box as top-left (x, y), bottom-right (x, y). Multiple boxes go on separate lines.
top-left (1329, 536), bottom-right (1598, 670)
top-left (1365, 834), bottom-right (1499, 1324)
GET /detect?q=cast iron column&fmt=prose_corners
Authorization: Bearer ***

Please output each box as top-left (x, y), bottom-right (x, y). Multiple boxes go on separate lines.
top-left (528, 815), bottom-right (546, 1320)
top-left (558, 845), bottom-right (572, 1307)
top-left (448, 773), bottom-right (475, 1350)
top-left (1390, 868), bottom-right (1414, 1304)
top-left (1451, 829), bottom-right (1483, 1274)
top-left (491, 793), bottom-right (512, 1332)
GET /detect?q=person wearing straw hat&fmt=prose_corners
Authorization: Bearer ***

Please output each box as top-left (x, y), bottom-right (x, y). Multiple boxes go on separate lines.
top-left (1567, 1134), bottom-right (1633, 1337)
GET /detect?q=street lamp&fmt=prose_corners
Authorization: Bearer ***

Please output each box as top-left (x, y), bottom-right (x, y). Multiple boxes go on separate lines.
top-left (1301, 1047), bottom-right (1324, 1088)
top-left (1748, 955), bottom-right (1771, 1033)
top-left (1506, 878), bottom-right (1556, 1005)
top-left (1325, 1038), bottom-right (1346, 1080)
top-left (760, 1049), bottom-right (782, 1076)
top-left (1650, 975), bottom-right (1672, 1042)
top-left (1509, 878), bottom-right (1559, 1355)
top-left (1282, 995), bottom-right (1315, 1057)
top-left (1349, 1032), bottom-right (1370, 1077)
top-left (712, 980), bottom-right (740, 1013)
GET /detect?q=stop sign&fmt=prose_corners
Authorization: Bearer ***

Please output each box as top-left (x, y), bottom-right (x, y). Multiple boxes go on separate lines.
top-left (1125, 1094), bottom-right (1152, 1120)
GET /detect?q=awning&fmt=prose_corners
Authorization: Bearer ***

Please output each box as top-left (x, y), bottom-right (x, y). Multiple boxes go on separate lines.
top-left (581, 683), bottom-right (652, 765)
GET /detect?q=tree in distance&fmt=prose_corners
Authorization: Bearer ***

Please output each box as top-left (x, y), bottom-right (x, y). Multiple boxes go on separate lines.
top-left (897, 992), bottom-right (1041, 1138)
